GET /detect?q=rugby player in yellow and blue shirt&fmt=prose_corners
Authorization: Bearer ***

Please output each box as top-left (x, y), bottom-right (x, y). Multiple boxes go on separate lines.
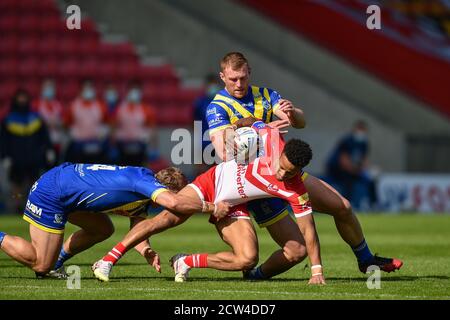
top-left (206, 52), bottom-right (402, 280)
top-left (0, 163), bottom-right (230, 279)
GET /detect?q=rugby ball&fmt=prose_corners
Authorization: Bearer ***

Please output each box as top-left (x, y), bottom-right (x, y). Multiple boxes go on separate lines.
top-left (234, 127), bottom-right (259, 163)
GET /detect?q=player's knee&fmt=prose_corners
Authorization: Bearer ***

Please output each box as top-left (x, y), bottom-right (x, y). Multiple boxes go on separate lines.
top-left (335, 197), bottom-right (353, 219)
top-left (236, 251), bottom-right (258, 270)
top-left (94, 222), bottom-right (115, 241)
top-left (32, 263), bottom-right (53, 274)
top-left (284, 242), bottom-right (307, 263)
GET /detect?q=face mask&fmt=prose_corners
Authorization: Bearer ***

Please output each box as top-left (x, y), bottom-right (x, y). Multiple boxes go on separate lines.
top-left (42, 86), bottom-right (55, 100)
top-left (105, 89), bottom-right (118, 104)
top-left (127, 89), bottom-right (141, 103)
top-left (206, 84), bottom-right (220, 98)
top-left (353, 131), bottom-right (367, 143)
top-left (82, 88), bottom-right (96, 101)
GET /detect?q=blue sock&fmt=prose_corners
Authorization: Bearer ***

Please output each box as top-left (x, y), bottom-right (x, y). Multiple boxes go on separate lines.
top-left (0, 232), bottom-right (6, 247)
top-left (249, 265), bottom-right (268, 280)
top-left (352, 239), bottom-right (374, 264)
top-left (54, 248), bottom-right (72, 269)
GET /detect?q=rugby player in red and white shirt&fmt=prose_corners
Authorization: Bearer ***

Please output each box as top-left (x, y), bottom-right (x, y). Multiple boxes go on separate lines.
top-left (92, 119), bottom-right (325, 284)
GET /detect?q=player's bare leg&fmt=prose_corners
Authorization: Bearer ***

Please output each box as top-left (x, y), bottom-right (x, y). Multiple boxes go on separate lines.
top-left (0, 224), bottom-right (63, 276)
top-left (304, 174), bottom-right (403, 273)
top-left (92, 185), bottom-right (199, 281)
top-left (244, 215), bottom-right (307, 279)
top-left (65, 211), bottom-right (115, 255)
top-left (209, 217), bottom-right (258, 270)
top-left (119, 184), bottom-right (201, 249)
top-left (170, 217), bottom-right (258, 282)
top-left (50, 211), bottom-right (116, 275)
top-left (304, 175), bottom-right (364, 246)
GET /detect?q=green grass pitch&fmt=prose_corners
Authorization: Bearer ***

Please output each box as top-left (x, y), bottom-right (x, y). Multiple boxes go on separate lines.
top-left (0, 213), bottom-right (449, 300)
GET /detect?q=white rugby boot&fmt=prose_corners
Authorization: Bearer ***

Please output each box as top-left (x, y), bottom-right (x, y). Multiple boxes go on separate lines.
top-left (92, 259), bottom-right (113, 282)
top-left (170, 254), bottom-right (191, 283)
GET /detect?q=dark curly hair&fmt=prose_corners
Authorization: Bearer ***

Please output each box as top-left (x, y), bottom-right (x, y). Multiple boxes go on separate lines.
top-left (283, 139), bottom-right (313, 168)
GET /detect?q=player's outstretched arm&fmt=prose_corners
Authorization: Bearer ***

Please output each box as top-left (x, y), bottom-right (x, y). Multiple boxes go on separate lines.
top-left (154, 190), bottom-right (231, 218)
top-left (296, 213), bottom-right (326, 285)
top-left (129, 217), bottom-right (161, 273)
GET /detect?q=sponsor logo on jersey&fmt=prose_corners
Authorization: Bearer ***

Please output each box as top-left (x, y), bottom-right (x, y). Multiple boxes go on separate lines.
top-left (236, 164), bottom-right (248, 199)
top-left (298, 193), bottom-right (309, 205)
top-left (206, 107), bottom-right (217, 116)
top-left (54, 214), bottom-right (64, 224)
top-left (208, 114), bottom-right (226, 126)
top-left (267, 184), bottom-right (279, 192)
top-left (26, 200), bottom-right (42, 218)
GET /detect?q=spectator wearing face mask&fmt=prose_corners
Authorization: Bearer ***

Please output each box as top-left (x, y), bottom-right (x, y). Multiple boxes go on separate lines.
top-left (325, 120), bottom-right (377, 210)
top-left (0, 89), bottom-right (53, 213)
top-left (112, 81), bottom-right (158, 166)
top-left (35, 79), bottom-right (64, 161)
top-left (64, 80), bottom-right (109, 164)
top-left (103, 83), bottom-right (120, 116)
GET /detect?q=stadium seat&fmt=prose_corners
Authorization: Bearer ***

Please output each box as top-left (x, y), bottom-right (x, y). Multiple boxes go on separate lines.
top-left (37, 58), bottom-right (60, 78)
top-left (17, 36), bottom-right (39, 57)
top-left (0, 35), bottom-right (18, 56)
top-left (58, 58), bottom-right (81, 78)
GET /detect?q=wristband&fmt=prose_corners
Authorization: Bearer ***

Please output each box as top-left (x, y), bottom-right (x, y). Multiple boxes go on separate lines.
top-left (312, 273), bottom-right (323, 276)
top-left (201, 200), bottom-right (208, 213)
top-left (311, 264), bottom-right (322, 270)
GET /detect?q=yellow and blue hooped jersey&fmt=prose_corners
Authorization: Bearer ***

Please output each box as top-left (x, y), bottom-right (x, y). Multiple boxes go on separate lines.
top-left (206, 86), bottom-right (282, 135)
top-left (60, 163), bottom-right (168, 215)
top-left (23, 163), bottom-right (169, 233)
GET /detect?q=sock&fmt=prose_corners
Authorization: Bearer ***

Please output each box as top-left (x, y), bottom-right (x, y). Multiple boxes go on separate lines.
top-left (246, 265), bottom-right (267, 280)
top-left (183, 254), bottom-right (208, 268)
top-left (0, 232), bottom-right (6, 248)
top-left (352, 239), bottom-right (374, 264)
top-left (103, 242), bottom-right (128, 265)
top-left (54, 247), bottom-right (72, 269)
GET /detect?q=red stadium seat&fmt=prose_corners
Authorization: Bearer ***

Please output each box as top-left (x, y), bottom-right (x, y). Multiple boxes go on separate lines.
top-left (0, 35), bottom-right (18, 56)
top-left (57, 38), bottom-right (78, 56)
top-left (97, 60), bottom-right (118, 79)
top-left (0, 15), bottom-right (18, 33)
top-left (58, 58), bottom-right (81, 78)
top-left (39, 16), bottom-right (64, 34)
top-left (37, 36), bottom-right (59, 57)
top-left (37, 58), bottom-right (60, 78)
top-left (17, 58), bottom-right (40, 77)
top-left (17, 36), bottom-right (39, 57)
top-left (18, 15), bottom-right (40, 34)
top-left (59, 81), bottom-right (80, 102)
top-left (0, 58), bottom-right (18, 78)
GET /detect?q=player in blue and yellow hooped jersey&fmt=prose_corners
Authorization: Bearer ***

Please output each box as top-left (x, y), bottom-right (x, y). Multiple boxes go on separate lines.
top-left (0, 163), bottom-right (230, 278)
top-left (206, 52), bottom-right (402, 279)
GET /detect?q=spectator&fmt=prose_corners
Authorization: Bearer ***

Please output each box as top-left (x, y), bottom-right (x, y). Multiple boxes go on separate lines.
top-left (64, 80), bottom-right (109, 164)
top-left (112, 81), bottom-right (158, 166)
top-left (103, 82), bottom-right (120, 116)
top-left (35, 78), bottom-right (64, 161)
top-left (193, 74), bottom-right (221, 174)
top-left (0, 89), bottom-right (53, 213)
top-left (325, 120), bottom-right (377, 210)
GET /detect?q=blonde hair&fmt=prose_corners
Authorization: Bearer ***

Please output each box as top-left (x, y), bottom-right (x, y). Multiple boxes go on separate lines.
top-left (220, 52), bottom-right (250, 72)
top-left (155, 167), bottom-right (187, 192)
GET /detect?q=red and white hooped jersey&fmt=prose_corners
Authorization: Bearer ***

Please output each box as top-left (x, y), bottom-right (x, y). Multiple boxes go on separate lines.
top-left (189, 121), bottom-right (312, 218)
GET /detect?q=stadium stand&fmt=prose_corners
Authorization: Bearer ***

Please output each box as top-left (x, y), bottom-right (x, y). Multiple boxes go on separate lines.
top-left (239, 0), bottom-right (450, 119)
top-left (0, 0), bottom-right (200, 126)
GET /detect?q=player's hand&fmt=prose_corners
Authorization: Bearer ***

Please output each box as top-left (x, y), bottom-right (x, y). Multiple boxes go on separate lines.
top-left (278, 99), bottom-right (295, 118)
top-left (142, 247), bottom-right (161, 273)
top-left (268, 119), bottom-right (290, 134)
top-left (214, 201), bottom-right (231, 220)
top-left (308, 274), bottom-right (326, 285)
top-left (224, 128), bottom-right (238, 161)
